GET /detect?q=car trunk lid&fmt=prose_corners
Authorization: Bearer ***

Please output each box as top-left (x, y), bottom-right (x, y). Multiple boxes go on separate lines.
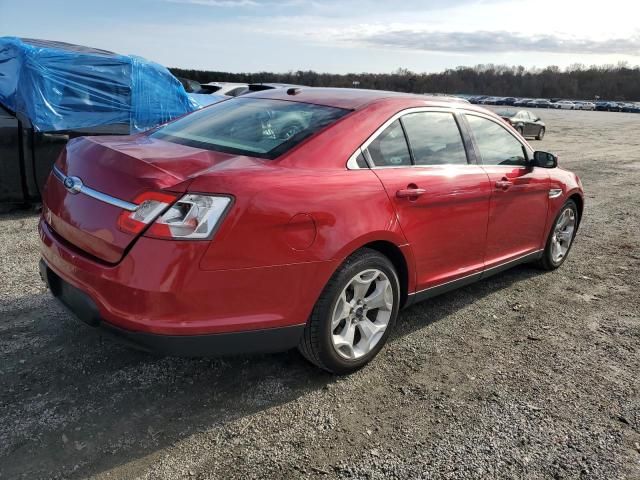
top-left (42, 134), bottom-right (249, 263)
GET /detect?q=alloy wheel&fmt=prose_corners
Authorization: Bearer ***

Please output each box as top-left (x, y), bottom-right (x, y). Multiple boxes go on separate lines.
top-left (551, 207), bottom-right (576, 263)
top-left (330, 269), bottom-right (393, 360)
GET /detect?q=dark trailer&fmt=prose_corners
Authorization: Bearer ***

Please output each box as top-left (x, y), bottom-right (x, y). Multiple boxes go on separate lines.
top-left (0, 37), bottom-right (197, 207)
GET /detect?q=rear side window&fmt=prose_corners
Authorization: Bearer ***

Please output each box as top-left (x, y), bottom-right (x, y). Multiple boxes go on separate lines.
top-left (466, 115), bottom-right (528, 166)
top-left (401, 112), bottom-right (468, 165)
top-left (366, 120), bottom-right (411, 167)
top-left (151, 97), bottom-right (349, 159)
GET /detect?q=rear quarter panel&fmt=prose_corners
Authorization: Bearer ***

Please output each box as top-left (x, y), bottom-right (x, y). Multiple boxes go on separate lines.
top-left (191, 166), bottom-right (408, 271)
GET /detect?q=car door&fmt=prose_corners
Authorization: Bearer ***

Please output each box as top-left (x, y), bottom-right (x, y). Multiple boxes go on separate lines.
top-left (523, 112), bottom-right (537, 136)
top-left (364, 110), bottom-right (491, 291)
top-left (464, 113), bottom-right (550, 269)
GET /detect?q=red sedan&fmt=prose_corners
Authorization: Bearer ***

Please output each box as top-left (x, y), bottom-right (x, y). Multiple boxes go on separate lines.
top-left (39, 88), bottom-right (583, 374)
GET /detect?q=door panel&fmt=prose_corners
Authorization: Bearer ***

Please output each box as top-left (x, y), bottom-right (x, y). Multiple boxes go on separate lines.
top-left (481, 166), bottom-right (550, 266)
top-left (374, 166), bottom-right (491, 290)
top-left (465, 114), bottom-right (550, 268)
top-left (365, 112), bottom-right (491, 291)
top-left (524, 114), bottom-right (536, 136)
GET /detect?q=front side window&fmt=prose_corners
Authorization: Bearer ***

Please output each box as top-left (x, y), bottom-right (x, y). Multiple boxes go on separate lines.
top-left (401, 112), bottom-right (468, 165)
top-left (466, 115), bottom-right (528, 166)
top-left (151, 98), bottom-right (349, 159)
top-left (366, 120), bottom-right (412, 167)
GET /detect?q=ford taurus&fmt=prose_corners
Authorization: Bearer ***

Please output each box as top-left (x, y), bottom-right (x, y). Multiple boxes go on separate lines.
top-left (39, 88), bottom-right (584, 374)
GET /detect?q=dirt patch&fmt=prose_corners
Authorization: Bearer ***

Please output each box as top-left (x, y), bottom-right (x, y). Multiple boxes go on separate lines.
top-left (0, 109), bottom-right (639, 479)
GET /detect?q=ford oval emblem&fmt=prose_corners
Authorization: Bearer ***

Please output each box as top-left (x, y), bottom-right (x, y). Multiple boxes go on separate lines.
top-left (63, 176), bottom-right (83, 195)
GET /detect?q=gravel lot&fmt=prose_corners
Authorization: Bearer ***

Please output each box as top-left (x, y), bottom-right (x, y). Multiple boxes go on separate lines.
top-left (0, 108), bottom-right (639, 479)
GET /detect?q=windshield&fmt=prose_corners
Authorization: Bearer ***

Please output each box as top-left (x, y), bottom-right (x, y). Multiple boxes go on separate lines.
top-left (151, 97), bottom-right (349, 159)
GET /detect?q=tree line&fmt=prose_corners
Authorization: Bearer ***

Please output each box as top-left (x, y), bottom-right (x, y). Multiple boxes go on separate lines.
top-left (171, 63), bottom-right (640, 101)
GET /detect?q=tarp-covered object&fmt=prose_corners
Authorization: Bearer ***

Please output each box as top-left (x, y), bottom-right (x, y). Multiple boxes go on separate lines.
top-left (0, 37), bottom-right (198, 132)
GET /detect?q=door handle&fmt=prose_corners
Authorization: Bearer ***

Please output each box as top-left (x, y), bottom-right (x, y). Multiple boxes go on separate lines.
top-left (495, 178), bottom-right (513, 190)
top-left (396, 187), bottom-right (427, 198)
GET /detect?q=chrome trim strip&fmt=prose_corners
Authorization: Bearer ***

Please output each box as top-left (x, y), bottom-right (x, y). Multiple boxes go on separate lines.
top-left (407, 249), bottom-right (544, 297)
top-left (549, 188), bottom-right (563, 199)
top-left (52, 165), bottom-right (66, 183)
top-left (52, 165), bottom-right (138, 212)
top-left (346, 148), bottom-right (366, 169)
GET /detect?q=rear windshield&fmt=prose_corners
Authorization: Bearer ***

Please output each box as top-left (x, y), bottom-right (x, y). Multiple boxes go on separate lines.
top-left (150, 97), bottom-right (349, 159)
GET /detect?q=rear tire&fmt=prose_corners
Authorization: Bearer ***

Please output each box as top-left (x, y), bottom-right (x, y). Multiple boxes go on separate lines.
top-left (536, 200), bottom-right (578, 270)
top-left (298, 249), bottom-right (400, 374)
top-left (517, 126), bottom-right (524, 136)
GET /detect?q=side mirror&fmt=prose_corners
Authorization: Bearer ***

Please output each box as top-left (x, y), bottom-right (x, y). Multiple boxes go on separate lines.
top-left (533, 151), bottom-right (557, 168)
top-left (534, 117), bottom-right (541, 122)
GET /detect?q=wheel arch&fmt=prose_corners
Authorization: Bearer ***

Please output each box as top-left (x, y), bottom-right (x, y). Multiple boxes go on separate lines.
top-left (331, 233), bottom-right (414, 309)
top-left (568, 192), bottom-right (584, 228)
top-left (360, 240), bottom-right (411, 308)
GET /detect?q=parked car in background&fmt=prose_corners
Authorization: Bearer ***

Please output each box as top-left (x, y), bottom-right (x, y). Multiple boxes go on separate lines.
top-left (513, 98), bottom-right (532, 107)
top-left (527, 99), bottom-right (553, 109)
top-left (200, 82), bottom-right (249, 97)
top-left (424, 93), bottom-right (470, 104)
top-left (497, 110), bottom-right (546, 140)
top-left (0, 37), bottom-right (197, 207)
top-left (177, 77), bottom-right (208, 93)
top-left (469, 96), bottom-right (488, 104)
top-left (247, 83), bottom-right (304, 92)
top-left (622, 103), bottom-right (640, 113)
top-left (187, 93), bottom-right (228, 109)
top-left (496, 97), bottom-right (517, 106)
top-left (617, 102), bottom-right (639, 112)
top-left (595, 101), bottom-right (622, 112)
top-left (553, 100), bottom-right (575, 110)
top-left (595, 101), bottom-right (609, 111)
top-left (39, 88), bottom-right (583, 374)
top-left (573, 101), bottom-right (595, 111)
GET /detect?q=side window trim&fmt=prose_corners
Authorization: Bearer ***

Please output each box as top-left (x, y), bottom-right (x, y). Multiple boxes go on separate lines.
top-left (347, 106), bottom-right (480, 170)
top-left (454, 111), bottom-right (481, 165)
top-left (462, 111), bottom-right (533, 166)
top-left (397, 117), bottom-right (416, 166)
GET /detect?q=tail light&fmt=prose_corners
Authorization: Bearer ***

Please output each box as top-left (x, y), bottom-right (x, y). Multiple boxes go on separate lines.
top-left (117, 192), bottom-right (177, 235)
top-left (145, 194), bottom-right (232, 240)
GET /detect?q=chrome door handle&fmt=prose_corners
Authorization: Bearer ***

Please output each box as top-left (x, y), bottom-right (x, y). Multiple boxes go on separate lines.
top-left (495, 179), bottom-right (513, 190)
top-left (396, 188), bottom-right (426, 198)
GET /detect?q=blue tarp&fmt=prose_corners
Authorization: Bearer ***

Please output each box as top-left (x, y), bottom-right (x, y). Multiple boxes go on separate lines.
top-left (0, 37), bottom-right (199, 132)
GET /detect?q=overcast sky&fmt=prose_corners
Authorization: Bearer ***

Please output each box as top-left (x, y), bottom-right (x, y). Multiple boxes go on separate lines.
top-left (2, 0), bottom-right (639, 73)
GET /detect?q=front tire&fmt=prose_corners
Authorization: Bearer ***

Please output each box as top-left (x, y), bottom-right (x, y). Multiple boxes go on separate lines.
top-left (298, 249), bottom-right (400, 374)
top-left (536, 127), bottom-right (545, 140)
top-left (536, 200), bottom-right (578, 270)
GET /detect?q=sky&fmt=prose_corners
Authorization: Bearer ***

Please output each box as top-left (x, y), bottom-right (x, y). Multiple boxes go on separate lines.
top-left (1, 0), bottom-right (639, 73)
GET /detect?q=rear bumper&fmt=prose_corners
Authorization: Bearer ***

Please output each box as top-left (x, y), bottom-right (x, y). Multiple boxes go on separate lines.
top-left (39, 217), bottom-right (337, 345)
top-left (39, 259), bottom-right (305, 356)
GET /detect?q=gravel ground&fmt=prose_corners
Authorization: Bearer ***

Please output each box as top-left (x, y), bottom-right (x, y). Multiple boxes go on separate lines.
top-left (0, 109), bottom-right (639, 479)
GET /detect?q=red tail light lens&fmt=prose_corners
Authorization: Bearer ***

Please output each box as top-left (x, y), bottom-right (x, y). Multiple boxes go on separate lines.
top-left (117, 192), bottom-right (177, 235)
